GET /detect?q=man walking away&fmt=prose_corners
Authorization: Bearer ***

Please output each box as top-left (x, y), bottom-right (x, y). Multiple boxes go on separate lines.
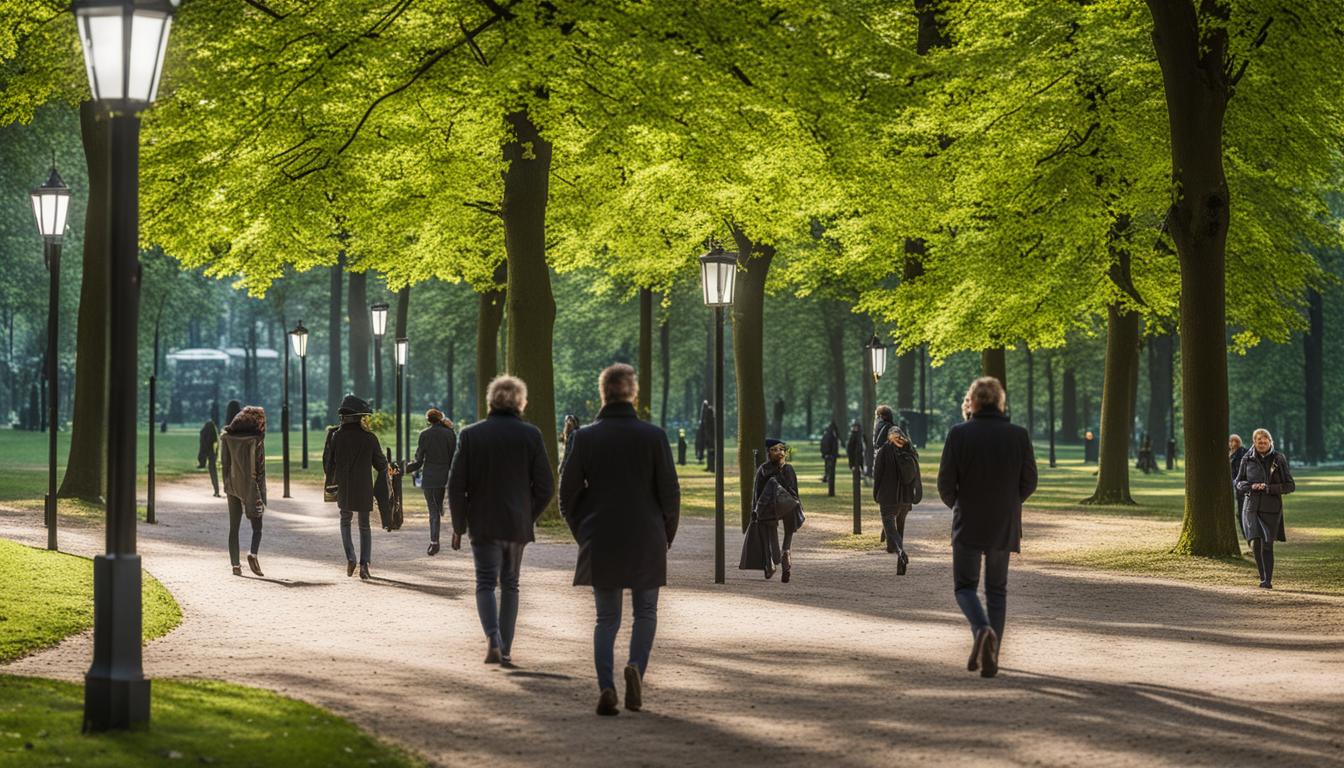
top-left (560, 364), bottom-right (680, 716)
top-left (819, 421), bottom-right (839, 485)
top-left (408, 409), bottom-right (457, 556)
top-left (937, 377), bottom-right (1037, 679)
top-left (447, 375), bottom-right (553, 666)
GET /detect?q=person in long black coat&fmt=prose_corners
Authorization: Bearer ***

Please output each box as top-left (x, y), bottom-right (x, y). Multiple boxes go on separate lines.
top-left (937, 377), bottom-right (1038, 679)
top-left (559, 364), bottom-right (679, 717)
top-left (845, 421), bottom-right (864, 473)
top-left (323, 394), bottom-right (392, 580)
top-left (873, 426), bottom-right (919, 571)
top-left (740, 439), bottom-right (802, 582)
top-left (694, 400), bottom-right (709, 462)
top-left (447, 375), bottom-right (553, 666)
top-left (407, 409), bottom-right (457, 556)
top-left (819, 421), bottom-right (840, 484)
top-left (1228, 434), bottom-right (1249, 542)
top-left (198, 419), bottom-right (221, 497)
top-left (1234, 428), bottom-right (1295, 589)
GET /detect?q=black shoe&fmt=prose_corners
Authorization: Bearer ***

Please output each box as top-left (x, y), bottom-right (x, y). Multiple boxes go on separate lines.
top-left (623, 665), bottom-right (642, 712)
top-left (1259, 581), bottom-right (1273, 589)
top-left (596, 688), bottom-right (620, 716)
top-left (232, 565), bottom-right (242, 577)
top-left (213, 492), bottom-right (222, 498)
top-left (247, 554), bottom-right (264, 577)
top-left (968, 626), bottom-right (991, 672)
top-left (427, 541), bottom-right (440, 556)
top-left (347, 561), bottom-right (357, 577)
top-left (980, 628), bottom-right (1000, 678)
top-left (359, 563), bottom-right (371, 581)
top-left (485, 643), bottom-right (502, 664)
top-left (781, 551), bottom-right (791, 584)
top-left (764, 562), bottom-right (775, 580)
top-left (897, 551), bottom-right (908, 576)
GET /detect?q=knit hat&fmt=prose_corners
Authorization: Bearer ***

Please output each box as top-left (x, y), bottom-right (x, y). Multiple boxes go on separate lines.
top-left (338, 394), bottom-right (372, 416)
top-left (765, 438), bottom-right (785, 449)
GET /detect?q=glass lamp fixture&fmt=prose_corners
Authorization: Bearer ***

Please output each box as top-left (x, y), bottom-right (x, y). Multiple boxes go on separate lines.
top-left (371, 302), bottom-right (389, 338)
top-left (699, 242), bottom-right (738, 307)
top-left (866, 335), bottom-right (888, 382)
top-left (73, 0), bottom-right (179, 107)
top-left (30, 167), bottom-right (71, 242)
top-left (289, 320), bottom-right (309, 358)
top-left (395, 337), bottom-right (408, 366)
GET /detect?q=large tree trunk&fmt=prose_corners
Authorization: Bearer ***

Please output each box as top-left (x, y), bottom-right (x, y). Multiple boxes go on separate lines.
top-left (327, 255), bottom-right (344, 422)
top-left (348, 271), bottom-right (372, 399)
top-left (1148, 0), bottom-right (1239, 556)
top-left (823, 300), bottom-right (848, 434)
top-left (1025, 348), bottom-right (1036, 439)
top-left (58, 102), bottom-right (110, 502)
top-left (1304, 289), bottom-right (1324, 465)
top-left (1085, 303), bottom-right (1140, 504)
top-left (638, 287), bottom-right (653, 421)
top-left (1061, 368), bottom-right (1079, 443)
top-left (502, 109), bottom-right (559, 514)
top-left (730, 226), bottom-right (773, 532)
top-left (659, 302), bottom-right (670, 430)
top-left (445, 337), bottom-right (456, 420)
top-left (1146, 332), bottom-right (1173, 450)
top-left (477, 262), bottom-right (506, 420)
top-left (981, 347), bottom-right (1008, 398)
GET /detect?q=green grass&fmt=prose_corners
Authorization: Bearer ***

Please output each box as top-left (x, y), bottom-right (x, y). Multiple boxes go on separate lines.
top-left (0, 675), bottom-right (424, 768)
top-left (0, 539), bottom-right (181, 664)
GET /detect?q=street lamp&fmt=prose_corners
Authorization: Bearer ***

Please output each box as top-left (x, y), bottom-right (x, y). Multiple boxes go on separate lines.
top-left (280, 316), bottom-right (291, 499)
top-left (289, 321), bottom-right (309, 469)
top-left (866, 335), bottom-right (888, 382)
top-left (31, 165), bottom-right (70, 553)
top-left (395, 337), bottom-right (408, 465)
top-left (371, 302), bottom-right (388, 411)
top-left (74, 0), bottom-right (177, 734)
top-left (699, 241), bottom-right (737, 585)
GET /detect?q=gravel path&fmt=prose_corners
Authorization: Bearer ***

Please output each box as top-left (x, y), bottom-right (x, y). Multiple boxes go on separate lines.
top-left (3, 479), bottom-right (1342, 767)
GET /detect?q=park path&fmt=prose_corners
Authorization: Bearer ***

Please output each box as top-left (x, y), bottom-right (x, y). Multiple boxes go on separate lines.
top-left (3, 479), bottom-right (1343, 767)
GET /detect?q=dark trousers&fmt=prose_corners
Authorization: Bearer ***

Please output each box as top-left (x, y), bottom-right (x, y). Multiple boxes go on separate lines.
top-left (822, 455), bottom-right (837, 482)
top-left (1250, 537), bottom-right (1275, 583)
top-left (880, 504), bottom-right (909, 553)
top-left (226, 495), bottom-right (262, 567)
top-left (207, 453), bottom-right (219, 496)
top-left (472, 540), bottom-right (526, 656)
top-left (953, 542), bottom-right (1009, 640)
top-left (763, 516), bottom-right (797, 565)
top-left (1235, 492), bottom-right (1247, 541)
top-left (423, 486), bottom-right (446, 543)
top-left (593, 587), bottom-right (659, 692)
top-left (340, 508), bottom-right (372, 565)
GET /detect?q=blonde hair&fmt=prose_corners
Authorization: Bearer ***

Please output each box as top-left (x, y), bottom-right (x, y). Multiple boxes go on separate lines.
top-left (965, 376), bottom-right (1007, 415)
top-left (1252, 428), bottom-right (1274, 450)
top-left (487, 375), bottom-right (528, 412)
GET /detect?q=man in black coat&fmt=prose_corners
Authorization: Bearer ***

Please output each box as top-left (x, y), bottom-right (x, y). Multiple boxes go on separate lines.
top-left (198, 419), bottom-right (220, 497)
top-left (559, 364), bottom-right (680, 717)
top-left (447, 375), bottom-right (553, 666)
top-left (937, 377), bottom-right (1038, 679)
top-left (407, 408), bottom-right (457, 556)
top-left (1228, 434), bottom-right (1249, 541)
top-left (323, 394), bottom-right (392, 580)
top-left (819, 421), bottom-right (840, 486)
top-left (845, 421), bottom-right (864, 474)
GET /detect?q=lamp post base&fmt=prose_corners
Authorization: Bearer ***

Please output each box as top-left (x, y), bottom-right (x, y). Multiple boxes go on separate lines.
top-left (84, 554), bottom-right (149, 732)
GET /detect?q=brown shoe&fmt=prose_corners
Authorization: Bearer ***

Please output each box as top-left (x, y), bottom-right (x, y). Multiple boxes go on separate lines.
top-left (485, 643), bottom-right (502, 665)
top-left (247, 554), bottom-right (264, 577)
top-left (979, 628), bottom-right (1000, 678)
top-left (623, 665), bottom-right (642, 712)
top-left (968, 626), bottom-right (991, 672)
top-left (232, 565), bottom-right (242, 577)
top-left (347, 561), bottom-right (357, 577)
top-left (596, 688), bottom-right (619, 716)
top-left (359, 563), bottom-right (371, 581)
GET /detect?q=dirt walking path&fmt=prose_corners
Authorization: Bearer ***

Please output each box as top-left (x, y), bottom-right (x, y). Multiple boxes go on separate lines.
top-left (3, 481), bottom-right (1342, 767)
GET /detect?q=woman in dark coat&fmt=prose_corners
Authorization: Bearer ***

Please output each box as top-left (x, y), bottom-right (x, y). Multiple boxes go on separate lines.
top-left (873, 426), bottom-right (919, 572)
top-left (219, 406), bottom-right (267, 577)
top-left (845, 421), bottom-right (864, 474)
top-left (561, 414), bottom-right (581, 468)
top-left (407, 408), bottom-right (456, 556)
top-left (741, 439), bottom-right (802, 582)
top-left (1234, 428), bottom-right (1295, 589)
top-left (198, 419), bottom-right (221, 497)
top-left (323, 394), bottom-right (393, 580)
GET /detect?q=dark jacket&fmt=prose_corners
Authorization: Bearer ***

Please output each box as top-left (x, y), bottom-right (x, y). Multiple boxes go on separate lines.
top-left (407, 422), bottom-right (457, 488)
top-left (447, 409), bottom-right (554, 544)
top-left (753, 461), bottom-right (799, 506)
top-left (220, 428), bottom-right (266, 515)
top-left (559, 401), bottom-right (680, 590)
top-left (1230, 446), bottom-right (1249, 483)
top-left (937, 407), bottom-right (1038, 552)
top-left (324, 417), bottom-right (389, 512)
top-left (198, 421), bottom-right (219, 466)
top-left (873, 417), bottom-right (895, 454)
top-left (873, 441), bottom-right (918, 507)
top-left (1235, 449), bottom-right (1294, 523)
top-left (820, 424), bottom-right (839, 458)
top-left (846, 428), bottom-right (864, 470)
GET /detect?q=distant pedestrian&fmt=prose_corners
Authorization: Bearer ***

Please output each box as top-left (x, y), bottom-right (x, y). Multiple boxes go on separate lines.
top-left (198, 418), bottom-right (221, 497)
top-left (845, 421), bottom-right (864, 475)
top-left (703, 403), bottom-right (717, 473)
top-left (448, 376), bottom-right (554, 666)
top-left (407, 409), bottom-right (456, 556)
top-left (937, 377), bottom-right (1038, 678)
top-left (1228, 434), bottom-right (1249, 541)
top-left (677, 428), bottom-right (687, 466)
top-left (220, 406), bottom-right (267, 577)
top-left (225, 399), bottom-right (243, 427)
top-left (819, 421), bottom-right (839, 485)
top-left (560, 364), bottom-right (679, 716)
top-left (1234, 429), bottom-right (1295, 589)
top-left (561, 414), bottom-right (581, 468)
top-left (323, 394), bottom-right (394, 580)
top-left (740, 439), bottom-right (802, 582)
top-left (695, 400), bottom-right (709, 462)
top-left (873, 426), bottom-right (920, 573)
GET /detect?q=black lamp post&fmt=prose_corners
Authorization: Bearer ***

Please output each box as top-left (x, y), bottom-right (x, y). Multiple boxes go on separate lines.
top-left (74, 0), bottom-right (176, 733)
top-left (281, 316), bottom-right (291, 499)
top-left (395, 337), bottom-right (408, 464)
top-left (371, 302), bottom-right (388, 411)
top-left (31, 165), bottom-right (70, 553)
top-left (289, 321), bottom-right (309, 469)
top-left (700, 241), bottom-right (737, 585)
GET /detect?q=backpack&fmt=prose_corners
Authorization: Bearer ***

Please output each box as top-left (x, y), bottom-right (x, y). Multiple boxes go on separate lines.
top-left (904, 453), bottom-right (923, 505)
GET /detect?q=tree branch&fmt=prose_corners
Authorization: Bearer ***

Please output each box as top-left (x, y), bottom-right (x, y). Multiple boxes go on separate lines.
top-left (242, 0), bottom-right (287, 20)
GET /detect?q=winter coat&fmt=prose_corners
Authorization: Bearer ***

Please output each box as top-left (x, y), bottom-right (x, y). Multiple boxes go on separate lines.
top-left (447, 409), bottom-right (554, 544)
top-left (559, 401), bottom-right (680, 590)
top-left (220, 420), bottom-right (266, 517)
top-left (1235, 449), bottom-right (1293, 542)
top-left (323, 417), bottom-right (390, 512)
top-left (873, 417), bottom-right (895, 455)
top-left (1229, 446), bottom-right (1249, 482)
top-left (752, 461), bottom-right (803, 527)
top-left (873, 442), bottom-right (919, 507)
top-left (197, 421), bottom-right (219, 466)
top-left (407, 422), bottom-right (456, 488)
top-left (937, 407), bottom-right (1038, 553)
top-left (820, 425), bottom-right (839, 458)
top-left (846, 429), bottom-right (864, 471)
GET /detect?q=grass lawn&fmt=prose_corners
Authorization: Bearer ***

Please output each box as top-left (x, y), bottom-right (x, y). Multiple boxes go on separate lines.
top-left (0, 538), bottom-right (181, 664)
top-left (0, 675), bottom-right (424, 768)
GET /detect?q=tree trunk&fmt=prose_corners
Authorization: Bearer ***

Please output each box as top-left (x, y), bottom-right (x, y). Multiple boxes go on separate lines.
top-left (1085, 302), bottom-right (1140, 504)
top-left (446, 337), bottom-right (455, 420)
top-left (1025, 348), bottom-right (1036, 440)
top-left (1146, 332), bottom-right (1173, 450)
top-left (981, 347), bottom-right (1008, 399)
top-left (896, 244), bottom-right (924, 412)
top-left (823, 300), bottom-right (848, 434)
top-left (327, 255), bottom-right (344, 422)
top-left (730, 226), bottom-right (773, 532)
top-left (659, 303), bottom-right (670, 430)
top-left (502, 109), bottom-right (559, 514)
top-left (805, 389), bottom-right (814, 437)
top-left (477, 262), bottom-right (506, 420)
top-left (1147, 0), bottom-right (1239, 556)
top-left (1304, 289), bottom-right (1324, 465)
top-left (58, 101), bottom-right (110, 502)
top-left (348, 271), bottom-right (371, 399)
top-left (638, 287), bottom-right (653, 421)
top-left (1061, 368), bottom-right (1079, 443)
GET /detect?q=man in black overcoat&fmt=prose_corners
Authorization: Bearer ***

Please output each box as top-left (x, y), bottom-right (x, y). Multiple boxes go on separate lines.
top-left (937, 377), bottom-right (1037, 679)
top-left (323, 394), bottom-right (393, 580)
top-left (559, 364), bottom-right (680, 717)
top-left (820, 421), bottom-right (839, 485)
top-left (407, 408), bottom-right (457, 556)
top-left (447, 375), bottom-right (553, 666)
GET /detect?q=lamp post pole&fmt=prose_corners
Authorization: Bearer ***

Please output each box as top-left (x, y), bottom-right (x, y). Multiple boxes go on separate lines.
top-left (146, 308), bottom-right (161, 525)
top-left (45, 237), bottom-right (60, 549)
top-left (395, 339), bottom-right (406, 464)
top-left (699, 241), bottom-right (736, 585)
top-left (371, 302), bottom-right (388, 412)
top-left (290, 322), bottom-right (309, 470)
top-left (281, 320), bottom-right (291, 498)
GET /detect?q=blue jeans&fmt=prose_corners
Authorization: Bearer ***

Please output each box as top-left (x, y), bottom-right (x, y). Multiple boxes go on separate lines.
top-left (593, 587), bottom-right (660, 692)
top-left (340, 509), bottom-right (372, 565)
top-left (423, 487), bottom-right (446, 543)
top-left (953, 542), bottom-right (1009, 640)
top-left (472, 541), bottom-right (525, 656)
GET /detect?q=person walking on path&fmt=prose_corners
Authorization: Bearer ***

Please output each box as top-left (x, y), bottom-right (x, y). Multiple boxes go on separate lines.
top-left (323, 394), bottom-right (393, 580)
top-left (225, 399), bottom-right (243, 428)
top-left (819, 421), bottom-right (840, 485)
top-left (1234, 428), bottom-right (1295, 589)
top-left (937, 376), bottom-right (1038, 679)
top-left (559, 364), bottom-right (680, 717)
top-left (845, 421), bottom-right (864, 478)
top-left (740, 439), bottom-right (803, 582)
top-left (873, 426), bottom-right (920, 573)
top-left (561, 414), bottom-right (582, 469)
top-left (407, 409), bottom-right (457, 556)
top-left (447, 375), bottom-right (553, 666)
top-left (1229, 434), bottom-right (1249, 545)
top-left (219, 406), bottom-right (267, 577)
top-left (873, 405), bottom-right (896, 456)
top-left (198, 418), bottom-right (221, 497)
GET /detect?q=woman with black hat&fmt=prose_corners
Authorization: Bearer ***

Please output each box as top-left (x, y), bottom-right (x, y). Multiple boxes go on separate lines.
top-left (744, 439), bottom-right (803, 582)
top-left (323, 394), bottom-right (394, 580)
